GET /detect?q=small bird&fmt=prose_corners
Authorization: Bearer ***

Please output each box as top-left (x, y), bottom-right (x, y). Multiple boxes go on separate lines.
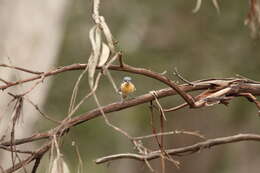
top-left (119, 76), bottom-right (136, 99)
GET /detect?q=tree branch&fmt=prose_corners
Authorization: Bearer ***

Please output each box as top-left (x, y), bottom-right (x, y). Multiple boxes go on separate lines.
top-left (2, 76), bottom-right (260, 147)
top-left (1, 83), bottom-right (209, 147)
top-left (95, 133), bottom-right (260, 164)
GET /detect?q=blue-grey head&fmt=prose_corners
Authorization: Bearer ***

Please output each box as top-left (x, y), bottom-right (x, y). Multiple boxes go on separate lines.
top-left (123, 76), bottom-right (132, 82)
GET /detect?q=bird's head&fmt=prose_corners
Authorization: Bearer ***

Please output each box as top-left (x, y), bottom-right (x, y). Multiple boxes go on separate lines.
top-left (123, 76), bottom-right (132, 83)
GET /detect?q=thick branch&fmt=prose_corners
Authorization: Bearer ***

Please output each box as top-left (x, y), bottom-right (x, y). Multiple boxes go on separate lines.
top-left (2, 77), bottom-right (260, 147)
top-left (95, 133), bottom-right (260, 163)
top-left (1, 83), bottom-right (209, 147)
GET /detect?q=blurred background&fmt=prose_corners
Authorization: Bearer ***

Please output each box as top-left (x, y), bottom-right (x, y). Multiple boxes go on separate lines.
top-left (1, 0), bottom-right (260, 173)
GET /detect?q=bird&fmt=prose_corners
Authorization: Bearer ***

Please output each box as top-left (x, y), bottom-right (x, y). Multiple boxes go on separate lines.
top-left (119, 76), bottom-right (136, 99)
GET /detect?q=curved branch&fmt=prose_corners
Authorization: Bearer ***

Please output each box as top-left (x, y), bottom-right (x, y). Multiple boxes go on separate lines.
top-left (2, 63), bottom-right (260, 96)
top-left (95, 133), bottom-right (260, 164)
top-left (0, 63), bottom-right (196, 107)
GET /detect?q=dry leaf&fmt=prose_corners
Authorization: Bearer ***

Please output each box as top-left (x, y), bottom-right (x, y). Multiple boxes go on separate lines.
top-left (88, 25), bottom-right (102, 88)
top-left (50, 157), bottom-right (70, 173)
top-left (88, 54), bottom-right (96, 88)
top-left (98, 43), bottom-right (110, 66)
top-left (100, 16), bottom-right (115, 52)
top-left (212, 0), bottom-right (220, 14)
top-left (193, 0), bottom-right (202, 13)
top-left (193, 0), bottom-right (220, 13)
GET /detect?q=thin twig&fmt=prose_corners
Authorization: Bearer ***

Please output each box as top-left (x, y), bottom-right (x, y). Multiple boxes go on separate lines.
top-left (102, 53), bottom-right (121, 92)
top-left (118, 52), bottom-right (124, 67)
top-left (31, 154), bottom-right (43, 173)
top-left (0, 64), bottom-right (43, 75)
top-left (66, 72), bottom-right (102, 118)
top-left (173, 67), bottom-right (194, 86)
top-left (163, 103), bottom-right (188, 112)
top-left (150, 91), bottom-right (166, 120)
top-left (26, 98), bottom-right (61, 124)
top-left (68, 66), bottom-right (88, 116)
top-left (72, 142), bottom-right (84, 173)
top-left (159, 103), bottom-right (166, 173)
top-left (93, 91), bottom-right (133, 139)
top-left (133, 130), bottom-right (204, 140)
top-left (0, 78), bottom-right (10, 84)
top-left (19, 74), bottom-right (46, 96)
top-left (0, 144), bottom-right (33, 154)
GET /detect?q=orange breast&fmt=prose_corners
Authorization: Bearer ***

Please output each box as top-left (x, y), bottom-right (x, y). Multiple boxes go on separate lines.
top-left (120, 82), bottom-right (135, 94)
